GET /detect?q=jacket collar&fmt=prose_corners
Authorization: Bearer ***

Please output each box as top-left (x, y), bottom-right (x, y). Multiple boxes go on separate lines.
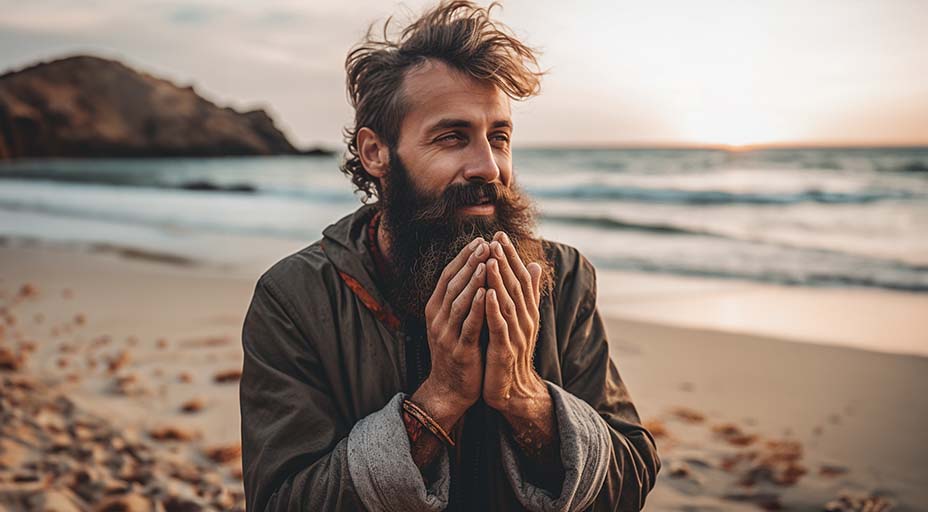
top-left (321, 203), bottom-right (402, 332)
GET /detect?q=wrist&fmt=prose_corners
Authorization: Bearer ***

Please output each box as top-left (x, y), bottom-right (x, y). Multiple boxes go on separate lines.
top-left (499, 377), bottom-right (551, 420)
top-left (411, 378), bottom-right (470, 432)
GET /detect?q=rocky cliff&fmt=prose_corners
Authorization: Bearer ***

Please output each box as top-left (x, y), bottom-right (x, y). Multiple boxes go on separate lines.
top-left (0, 55), bottom-right (302, 159)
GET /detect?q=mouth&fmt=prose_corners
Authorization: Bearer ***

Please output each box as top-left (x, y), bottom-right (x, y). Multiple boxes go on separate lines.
top-left (459, 196), bottom-right (495, 215)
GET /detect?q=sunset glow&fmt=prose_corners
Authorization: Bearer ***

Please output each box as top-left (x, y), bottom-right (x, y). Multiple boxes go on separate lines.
top-left (1, 0), bottom-right (925, 148)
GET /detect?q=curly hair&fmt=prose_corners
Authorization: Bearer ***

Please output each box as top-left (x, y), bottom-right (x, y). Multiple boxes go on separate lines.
top-left (341, 0), bottom-right (544, 202)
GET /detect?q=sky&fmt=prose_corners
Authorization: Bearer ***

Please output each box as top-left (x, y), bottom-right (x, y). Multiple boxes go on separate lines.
top-left (1, 0), bottom-right (926, 149)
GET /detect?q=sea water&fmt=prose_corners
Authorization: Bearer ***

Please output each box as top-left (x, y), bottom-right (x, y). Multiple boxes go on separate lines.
top-left (1, 147), bottom-right (926, 292)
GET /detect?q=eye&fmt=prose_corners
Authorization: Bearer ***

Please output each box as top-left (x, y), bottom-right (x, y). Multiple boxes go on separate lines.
top-left (435, 132), bottom-right (463, 143)
top-left (491, 133), bottom-right (511, 145)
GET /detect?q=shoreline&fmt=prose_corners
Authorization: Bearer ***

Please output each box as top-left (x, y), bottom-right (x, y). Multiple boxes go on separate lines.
top-left (2, 242), bottom-right (926, 509)
top-left (4, 233), bottom-right (928, 358)
top-left (596, 268), bottom-right (928, 359)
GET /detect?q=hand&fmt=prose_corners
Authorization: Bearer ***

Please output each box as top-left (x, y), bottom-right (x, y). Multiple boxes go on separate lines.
top-left (412, 236), bottom-right (491, 431)
top-left (482, 231), bottom-right (549, 415)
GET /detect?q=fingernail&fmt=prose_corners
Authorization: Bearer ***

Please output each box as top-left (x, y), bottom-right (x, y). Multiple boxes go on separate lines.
top-left (475, 244), bottom-right (485, 256)
top-left (501, 232), bottom-right (511, 245)
top-left (470, 238), bottom-right (481, 249)
top-left (476, 263), bottom-right (485, 276)
top-left (494, 243), bottom-right (504, 256)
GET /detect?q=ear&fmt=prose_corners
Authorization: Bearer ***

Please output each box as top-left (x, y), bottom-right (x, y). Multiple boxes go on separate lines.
top-left (357, 127), bottom-right (390, 179)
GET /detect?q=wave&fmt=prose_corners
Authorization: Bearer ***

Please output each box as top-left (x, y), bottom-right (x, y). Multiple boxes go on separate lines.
top-left (592, 256), bottom-right (928, 294)
top-left (542, 213), bottom-right (712, 237)
top-left (542, 213), bottom-right (928, 273)
top-left (889, 161), bottom-right (928, 173)
top-left (4, 174), bottom-right (914, 206)
top-left (0, 173), bottom-right (357, 204)
top-left (0, 169), bottom-right (259, 194)
top-left (529, 185), bottom-right (919, 205)
top-left (3, 163), bottom-right (924, 206)
top-left (3, 195), bottom-right (927, 294)
top-left (178, 180), bottom-right (256, 193)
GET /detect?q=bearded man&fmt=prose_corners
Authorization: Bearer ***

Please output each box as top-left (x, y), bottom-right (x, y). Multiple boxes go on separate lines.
top-left (240, 2), bottom-right (661, 511)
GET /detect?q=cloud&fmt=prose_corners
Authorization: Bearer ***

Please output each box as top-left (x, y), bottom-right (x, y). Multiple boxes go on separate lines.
top-left (1, 0), bottom-right (926, 147)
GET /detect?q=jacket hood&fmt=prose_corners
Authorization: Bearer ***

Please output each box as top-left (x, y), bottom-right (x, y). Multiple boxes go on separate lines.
top-left (320, 203), bottom-right (402, 331)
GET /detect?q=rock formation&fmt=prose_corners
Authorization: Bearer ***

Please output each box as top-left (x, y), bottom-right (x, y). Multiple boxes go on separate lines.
top-left (0, 55), bottom-right (307, 159)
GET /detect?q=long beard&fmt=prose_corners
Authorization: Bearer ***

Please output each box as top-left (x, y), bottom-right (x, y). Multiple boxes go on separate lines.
top-left (378, 148), bottom-right (553, 321)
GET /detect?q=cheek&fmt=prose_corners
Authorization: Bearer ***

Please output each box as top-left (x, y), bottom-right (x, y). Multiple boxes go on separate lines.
top-left (417, 156), bottom-right (461, 190)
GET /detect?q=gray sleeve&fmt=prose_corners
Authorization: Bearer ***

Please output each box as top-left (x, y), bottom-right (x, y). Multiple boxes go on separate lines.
top-left (347, 392), bottom-right (451, 512)
top-left (499, 381), bottom-right (612, 512)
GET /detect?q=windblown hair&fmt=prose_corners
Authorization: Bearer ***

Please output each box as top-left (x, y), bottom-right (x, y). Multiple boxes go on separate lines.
top-left (341, 0), bottom-right (544, 201)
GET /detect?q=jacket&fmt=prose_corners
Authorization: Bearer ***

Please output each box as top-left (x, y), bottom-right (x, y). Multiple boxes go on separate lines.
top-left (240, 203), bottom-right (661, 511)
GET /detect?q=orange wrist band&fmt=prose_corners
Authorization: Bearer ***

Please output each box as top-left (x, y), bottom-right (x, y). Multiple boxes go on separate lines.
top-left (402, 399), bottom-right (456, 447)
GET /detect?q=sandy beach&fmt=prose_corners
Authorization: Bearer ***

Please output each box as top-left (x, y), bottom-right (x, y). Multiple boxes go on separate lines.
top-left (1, 240), bottom-right (926, 511)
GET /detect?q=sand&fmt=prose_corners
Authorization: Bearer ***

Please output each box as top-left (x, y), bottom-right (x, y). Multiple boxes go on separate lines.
top-left (1, 240), bottom-right (925, 511)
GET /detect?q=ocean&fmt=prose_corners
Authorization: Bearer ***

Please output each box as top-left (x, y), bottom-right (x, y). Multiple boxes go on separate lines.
top-left (1, 147), bottom-right (927, 293)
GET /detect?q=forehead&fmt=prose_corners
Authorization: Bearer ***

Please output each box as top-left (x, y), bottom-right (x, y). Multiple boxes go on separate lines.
top-left (399, 59), bottom-right (511, 138)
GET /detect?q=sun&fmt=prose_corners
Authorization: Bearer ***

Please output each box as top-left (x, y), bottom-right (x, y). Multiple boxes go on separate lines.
top-left (676, 106), bottom-right (794, 149)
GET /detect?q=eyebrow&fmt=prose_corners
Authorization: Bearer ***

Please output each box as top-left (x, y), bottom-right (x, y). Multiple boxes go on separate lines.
top-left (425, 118), bottom-right (513, 134)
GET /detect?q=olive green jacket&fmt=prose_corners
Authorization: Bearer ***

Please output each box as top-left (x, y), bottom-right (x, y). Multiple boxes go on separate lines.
top-left (240, 204), bottom-right (660, 511)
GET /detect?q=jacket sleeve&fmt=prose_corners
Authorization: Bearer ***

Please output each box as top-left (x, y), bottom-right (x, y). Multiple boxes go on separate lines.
top-left (498, 380), bottom-right (614, 512)
top-left (499, 251), bottom-right (661, 512)
top-left (240, 274), bottom-right (451, 512)
top-left (562, 254), bottom-right (661, 511)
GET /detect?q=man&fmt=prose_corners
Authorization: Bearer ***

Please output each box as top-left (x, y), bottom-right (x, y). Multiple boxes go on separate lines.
top-left (240, 1), bottom-right (660, 511)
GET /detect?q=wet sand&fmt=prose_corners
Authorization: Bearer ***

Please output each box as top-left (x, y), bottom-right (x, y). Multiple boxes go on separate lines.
top-left (1, 241), bottom-right (925, 510)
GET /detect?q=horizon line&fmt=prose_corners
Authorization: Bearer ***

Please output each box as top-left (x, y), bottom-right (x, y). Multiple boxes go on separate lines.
top-left (510, 141), bottom-right (928, 151)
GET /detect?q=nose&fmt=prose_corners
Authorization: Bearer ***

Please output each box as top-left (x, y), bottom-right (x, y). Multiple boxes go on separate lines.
top-left (462, 138), bottom-right (501, 184)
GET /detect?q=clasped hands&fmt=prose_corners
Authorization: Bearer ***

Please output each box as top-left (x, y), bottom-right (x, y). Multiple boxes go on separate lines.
top-left (413, 231), bottom-right (550, 431)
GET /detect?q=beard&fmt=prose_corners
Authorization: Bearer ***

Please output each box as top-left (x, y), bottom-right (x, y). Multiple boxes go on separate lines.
top-left (378, 147), bottom-right (554, 321)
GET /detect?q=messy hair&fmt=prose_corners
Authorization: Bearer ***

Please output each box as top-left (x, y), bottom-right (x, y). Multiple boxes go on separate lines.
top-left (341, 0), bottom-right (544, 202)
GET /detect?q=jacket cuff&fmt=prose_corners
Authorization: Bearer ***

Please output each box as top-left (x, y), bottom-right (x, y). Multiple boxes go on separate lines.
top-left (347, 392), bottom-right (450, 512)
top-left (499, 381), bottom-right (612, 512)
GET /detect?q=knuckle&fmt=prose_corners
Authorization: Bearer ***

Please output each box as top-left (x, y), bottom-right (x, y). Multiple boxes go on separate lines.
top-left (448, 270), bottom-right (465, 287)
top-left (503, 300), bottom-right (517, 317)
top-left (450, 298), bottom-right (467, 318)
top-left (499, 350), bottom-right (515, 366)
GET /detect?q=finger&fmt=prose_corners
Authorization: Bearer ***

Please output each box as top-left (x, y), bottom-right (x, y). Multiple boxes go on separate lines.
top-left (495, 232), bottom-right (536, 310)
top-left (488, 239), bottom-right (527, 317)
top-left (490, 237), bottom-right (532, 334)
top-left (485, 288), bottom-right (509, 344)
top-left (426, 237), bottom-right (485, 317)
top-left (486, 258), bottom-right (520, 342)
top-left (527, 262), bottom-right (542, 306)
top-left (449, 262), bottom-right (486, 328)
top-left (459, 288), bottom-right (486, 344)
top-left (441, 241), bottom-right (490, 313)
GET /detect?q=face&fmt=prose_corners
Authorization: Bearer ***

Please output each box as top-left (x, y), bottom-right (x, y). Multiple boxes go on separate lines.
top-left (374, 60), bottom-right (553, 320)
top-left (390, 59), bottom-right (514, 216)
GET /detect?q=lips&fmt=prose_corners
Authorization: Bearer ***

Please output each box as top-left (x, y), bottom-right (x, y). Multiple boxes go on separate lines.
top-left (459, 199), bottom-right (495, 215)
top-left (472, 194), bottom-right (490, 206)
